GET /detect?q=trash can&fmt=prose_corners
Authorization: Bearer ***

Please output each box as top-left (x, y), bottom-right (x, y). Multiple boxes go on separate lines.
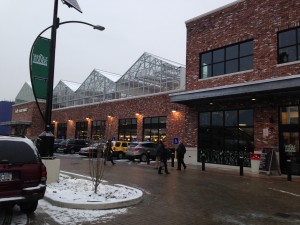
top-left (250, 152), bottom-right (261, 173)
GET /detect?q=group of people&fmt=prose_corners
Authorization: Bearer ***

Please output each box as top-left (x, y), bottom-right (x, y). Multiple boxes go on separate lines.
top-left (156, 140), bottom-right (187, 175)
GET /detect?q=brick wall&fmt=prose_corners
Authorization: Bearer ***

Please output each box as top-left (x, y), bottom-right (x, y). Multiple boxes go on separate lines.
top-left (186, 0), bottom-right (300, 91)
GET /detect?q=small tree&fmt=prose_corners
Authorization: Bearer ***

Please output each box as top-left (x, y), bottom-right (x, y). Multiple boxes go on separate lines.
top-left (88, 140), bottom-right (106, 194)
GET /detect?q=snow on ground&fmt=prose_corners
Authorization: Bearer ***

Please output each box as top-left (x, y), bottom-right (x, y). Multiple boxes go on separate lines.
top-left (39, 200), bottom-right (127, 224)
top-left (46, 173), bottom-right (142, 204)
top-left (38, 173), bottom-right (142, 224)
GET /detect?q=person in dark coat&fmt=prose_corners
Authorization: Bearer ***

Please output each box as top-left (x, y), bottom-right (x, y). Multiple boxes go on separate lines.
top-left (158, 141), bottom-right (170, 174)
top-left (104, 140), bottom-right (115, 165)
top-left (176, 140), bottom-right (187, 170)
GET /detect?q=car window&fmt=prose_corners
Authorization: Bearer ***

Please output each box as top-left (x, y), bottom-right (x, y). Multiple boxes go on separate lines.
top-left (122, 142), bottom-right (128, 147)
top-left (143, 143), bottom-right (154, 148)
top-left (129, 143), bottom-right (138, 147)
top-left (0, 141), bottom-right (38, 164)
top-left (68, 140), bottom-right (75, 144)
top-left (115, 142), bottom-right (121, 147)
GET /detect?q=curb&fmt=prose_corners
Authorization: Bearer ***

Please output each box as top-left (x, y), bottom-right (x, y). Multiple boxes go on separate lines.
top-left (44, 172), bottom-right (143, 210)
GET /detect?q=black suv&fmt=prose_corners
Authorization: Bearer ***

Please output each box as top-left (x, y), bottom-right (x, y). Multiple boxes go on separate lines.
top-left (0, 136), bottom-right (47, 214)
top-left (56, 139), bottom-right (88, 154)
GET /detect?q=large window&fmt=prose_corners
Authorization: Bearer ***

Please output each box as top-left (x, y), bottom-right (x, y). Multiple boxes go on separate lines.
top-left (57, 123), bottom-right (67, 139)
top-left (91, 120), bottom-right (106, 140)
top-left (278, 27), bottom-right (300, 64)
top-left (75, 121), bottom-right (88, 140)
top-left (200, 40), bottom-right (253, 78)
top-left (143, 116), bottom-right (166, 142)
top-left (118, 118), bottom-right (137, 142)
top-left (199, 109), bottom-right (254, 167)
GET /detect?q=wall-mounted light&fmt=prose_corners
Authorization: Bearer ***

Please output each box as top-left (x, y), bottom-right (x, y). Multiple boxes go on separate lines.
top-left (107, 115), bottom-right (112, 118)
top-left (86, 117), bottom-right (91, 120)
top-left (209, 102), bottom-right (214, 105)
top-left (52, 120), bottom-right (56, 123)
top-left (251, 98), bottom-right (256, 101)
top-left (172, 109), bottom-right (177, 113)
top-left (135, 112), bottom-right (140, 116)
top-left (68, 119), bottom-right (73, 122)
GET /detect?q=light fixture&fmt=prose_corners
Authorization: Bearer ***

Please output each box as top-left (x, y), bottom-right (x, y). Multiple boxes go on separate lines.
top-left (209, 102), bottom-right (214, 105)
top-left (251, 98), bottom-right (256, 101)
top-left (52, 120), bottom-right (56, 123)
top-left (86, 117), bottom-right (91, 120)
top-left (135, 112), bottom-right (140, 116)
top-left (68, 119), bottom-right (72, 122)
top-left (107, 115), bottom-right (112, 118)
top-left (172, 109), bottom-right (177, 113)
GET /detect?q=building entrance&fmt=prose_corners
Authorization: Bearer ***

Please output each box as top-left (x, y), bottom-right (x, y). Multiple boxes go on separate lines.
top-left (279, 106), bottom-right (300, 175)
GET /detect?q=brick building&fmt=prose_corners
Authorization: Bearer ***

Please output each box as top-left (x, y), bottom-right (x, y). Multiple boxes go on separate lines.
top-left (170, 0), bottom-right (300, 175)
top-left (11, 1), bottom-right (300, 175)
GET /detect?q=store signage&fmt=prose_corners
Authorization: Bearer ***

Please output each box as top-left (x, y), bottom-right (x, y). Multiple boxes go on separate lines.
top-left (173, 138), bottom-right (179, 144)
top-left (15, 108), bottom-right (28, 113)
top-left (284, 144), bottom-right (296, 153)
top-left (30, 37), bottom-right (50, 100)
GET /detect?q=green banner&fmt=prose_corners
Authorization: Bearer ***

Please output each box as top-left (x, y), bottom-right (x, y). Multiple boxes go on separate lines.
top-left (30, 37), bottom-right (50, 100)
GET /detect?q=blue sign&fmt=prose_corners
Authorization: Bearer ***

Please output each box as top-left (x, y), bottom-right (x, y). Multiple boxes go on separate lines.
top-left (173, 138), bottom-right (179, 145)
top-left (132, 138), bottom-right (137, 142)
top-left (146, 138), bottom-right (151, 142)
top-left (112, 137), bottom-right (116, 141)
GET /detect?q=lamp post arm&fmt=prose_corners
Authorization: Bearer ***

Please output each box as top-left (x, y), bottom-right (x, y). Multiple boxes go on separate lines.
top-left (29, 20), bottom-right (105, 124)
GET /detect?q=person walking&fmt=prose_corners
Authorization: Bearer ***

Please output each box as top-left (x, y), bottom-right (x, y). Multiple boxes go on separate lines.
top-left (158, 141), bottom-right (170, 174)
top-left (104, 140), bottom-right (115, 165)
top-left (176, 140), bottom-right (187, 170)
top-left (155, 142), bottom-right (161, 169)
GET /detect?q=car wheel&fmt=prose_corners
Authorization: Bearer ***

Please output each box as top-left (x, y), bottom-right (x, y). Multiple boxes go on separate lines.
top-left (70, 149), bottom-right (75, 154)
top-left (118, 152), bottom-right (123, 159)
top-left (19, 200), bottom-right (38, 214)
top-left (140, 154), bottom-right (148, 162)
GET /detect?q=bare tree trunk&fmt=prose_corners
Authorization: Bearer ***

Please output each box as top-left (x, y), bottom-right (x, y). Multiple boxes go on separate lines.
top-left (88, 140), bottom-right (106, 194)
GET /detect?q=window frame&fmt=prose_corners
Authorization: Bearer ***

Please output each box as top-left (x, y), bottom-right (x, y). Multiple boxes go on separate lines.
top-left (200, 40), bottom-right (254, 79)
top-left (278, 27), bottom-right (300, 64)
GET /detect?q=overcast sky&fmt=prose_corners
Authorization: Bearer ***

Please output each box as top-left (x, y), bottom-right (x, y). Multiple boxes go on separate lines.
top-left (0, 0), bottom-right (236, 101)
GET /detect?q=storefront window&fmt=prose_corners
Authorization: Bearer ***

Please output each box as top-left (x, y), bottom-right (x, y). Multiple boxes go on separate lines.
top-left (57, 123), bottom-right (67, 139)
top-left (91, 120), bottom-right (105, 140)
top-left (118, 118), bottom-right (137, 142)
top-left (75, 121), bottom-right (88, 140)
top-left (143, 116), bottom-right (166, 142)
top-left (199, 109), bottom-right (253, 167)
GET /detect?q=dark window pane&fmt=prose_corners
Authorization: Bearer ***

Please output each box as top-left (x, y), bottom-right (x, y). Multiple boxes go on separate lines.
top-left (144, 118), bottom-right (151, 124)
top-left (279, 29), bottom-right (297, 48)
top-left (224, 128), bottom-right (238, 151)
top-left (213, 62), bottom-right (225, 76)
top-left (152, 117), bottom-right (158, 124)
top-left (298, 28), bottom-right (300, 43)
top-left (298, 45), bottom-right (300, 60)
top-left (212, 128), bottom-right (224, 149)
top-left (212, 111), bottom-right (223, 127)
top-left (201, 65), bottom-right (212, 78)
top-left (239, 128), bottom-right (254, 152)
top-left (240, 41), bottom-right (253, 57)
top-left (226, 59), bottom-right (239, 74)
top-left (279, 46), bottom-right (297, 63)
top-left (159, 117), bottom-right (167, 124)
top-left (200, 112), bottom-right (211, 127)
top-left (213, 49), bottom-right (224, 63)
top-left (201, 52), bottom-right (212, 65)
top-left (239, 110), bottom-right (253, 126)
top-left (225, 111), bottom-right (238, 126)
top-left (199, 127), bottom-right (211, 149)
top-left (226, 45), bottom-right (238, 60)
top-left (240, 56), bottom-right (253, 71)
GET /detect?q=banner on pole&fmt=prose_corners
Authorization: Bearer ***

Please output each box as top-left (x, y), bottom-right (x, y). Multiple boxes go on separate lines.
top-left (30, 37), bottom-right (50, 100)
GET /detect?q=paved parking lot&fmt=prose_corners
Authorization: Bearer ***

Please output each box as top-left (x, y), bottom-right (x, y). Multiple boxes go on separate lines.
top-left (2, 154), bottom-right (300, 225)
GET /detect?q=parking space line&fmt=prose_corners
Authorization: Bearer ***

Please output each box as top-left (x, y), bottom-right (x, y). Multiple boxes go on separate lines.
top-left (268, 188), bottom-right (300, 197)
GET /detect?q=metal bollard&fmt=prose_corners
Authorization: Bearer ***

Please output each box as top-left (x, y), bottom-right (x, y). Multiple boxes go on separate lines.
top-left (171, 148), bottom-right (175, 167)
top-left (239, 156), bottom-right (244, 176)
top-left (287, 159), bottom-right (292, 181)
top-left (201, 154), bottom-right (205, 171)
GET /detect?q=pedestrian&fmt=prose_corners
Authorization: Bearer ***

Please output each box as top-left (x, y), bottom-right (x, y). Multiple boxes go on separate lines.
top-left (176, 140), bottom-right (187, 170)
top-left (155, 142), bottom-right (161, 169)
top-left (158, 141), bottom-right (170, 174)
top-left (104, 140), bottom-right (115, 165)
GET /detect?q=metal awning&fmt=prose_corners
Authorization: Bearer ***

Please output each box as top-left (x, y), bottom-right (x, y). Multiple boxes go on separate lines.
top-left (0, 121), bottom-right (32, 126)
top-left (170, 74), bottom-right (300, 105)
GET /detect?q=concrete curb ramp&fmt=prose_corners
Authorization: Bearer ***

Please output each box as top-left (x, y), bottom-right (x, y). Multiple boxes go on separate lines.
top-left (44, 172), bottom-right (143, 210)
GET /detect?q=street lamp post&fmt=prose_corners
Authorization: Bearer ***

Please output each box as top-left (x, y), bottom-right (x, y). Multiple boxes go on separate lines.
top-left (31, 0), bottom-right (105, 158)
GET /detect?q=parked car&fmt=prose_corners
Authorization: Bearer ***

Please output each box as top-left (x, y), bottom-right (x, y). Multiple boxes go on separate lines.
top-left (56, 139), bottom-right (88, 154)
top-left (111, 141), bottom-right (130, 159)
top-left (78, 142), bottom-right (106, 158)
top-left (125, 141), bottom-right (158, 162)
top-left (53, 138), bottom-right (64, 152)
top-left (0, 135), bottom-right (47, 214)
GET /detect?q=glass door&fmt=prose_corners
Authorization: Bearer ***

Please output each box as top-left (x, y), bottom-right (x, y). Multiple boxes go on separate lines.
top-left (279, 106), bottom-right (300, 175)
